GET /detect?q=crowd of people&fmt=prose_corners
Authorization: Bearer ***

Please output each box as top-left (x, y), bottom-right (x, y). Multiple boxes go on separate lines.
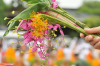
top-left (0, 35), bottom-right (100, 66)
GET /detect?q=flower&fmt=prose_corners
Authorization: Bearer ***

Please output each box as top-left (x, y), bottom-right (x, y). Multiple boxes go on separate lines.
top-left (60, 30), bottom-right (64, 36)
top-left (52, 0), bottom-right (58, 9)
top-left (38, 50), bottom-right (45, 59)
top-left (16, 19), bottom-right (27, 31)
top-left (30, 13), bottom-right (50, 40)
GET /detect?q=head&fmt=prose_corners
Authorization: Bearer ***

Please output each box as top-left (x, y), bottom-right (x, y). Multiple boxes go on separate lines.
top-left (74, 53), bottom-right (79, 59)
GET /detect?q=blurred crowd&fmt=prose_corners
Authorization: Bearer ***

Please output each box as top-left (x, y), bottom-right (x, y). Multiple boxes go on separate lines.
top-left (0, 35), bottom-right (100, 66)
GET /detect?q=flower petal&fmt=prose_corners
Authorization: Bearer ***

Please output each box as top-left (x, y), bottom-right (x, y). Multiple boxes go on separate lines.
top-left (32, 46), bottom-right (38, 52)
top-left (52, 0), bottom-right (56, 2)
top-left (16, 19), bottom-right (26, 31)
top-left (53, 26), bottom-right (58, 30)
top-left (48, 25), bottom-right (53, 29)
top-left (38, 50), bottom-right (45, 59)
top-left (20, 22), bottom-right (29, 30)
top-left (60, 30), bottom-right (64, 36)
top-left (24, 37), bottom-right (33, 44)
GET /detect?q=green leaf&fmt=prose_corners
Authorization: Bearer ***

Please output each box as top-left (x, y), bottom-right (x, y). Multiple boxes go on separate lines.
top-left (3, 29), bottom-right (9, 37)
top-left (8, 21), bottom-right (19, 30)
top-left (12, 2), bottom-right (49, 21)
top-left (3, 21), bottom-right (19, 37)
top-left (3, 2), bottom-right (49, 37)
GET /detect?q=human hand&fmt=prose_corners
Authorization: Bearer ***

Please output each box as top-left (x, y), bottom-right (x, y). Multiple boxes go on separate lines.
top-left (80, 26), bottom-right (100, 49)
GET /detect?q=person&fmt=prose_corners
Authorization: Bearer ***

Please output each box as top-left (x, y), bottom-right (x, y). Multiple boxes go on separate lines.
top-left (80, 27), bottom-right (100, 49)
top-left (73, 53), bottom-right (88, 66)
top-left (91, 53), bottom-right (100, 66)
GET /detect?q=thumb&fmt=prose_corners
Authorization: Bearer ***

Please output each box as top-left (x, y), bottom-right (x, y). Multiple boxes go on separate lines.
top-left (84, 26), bottom-right (100, 34)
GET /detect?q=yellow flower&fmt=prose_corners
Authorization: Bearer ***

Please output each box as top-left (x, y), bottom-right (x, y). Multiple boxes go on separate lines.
top-left (12, 11), bottom-right (15, 14)
top-left (4, 17), bottom-right (8, 20)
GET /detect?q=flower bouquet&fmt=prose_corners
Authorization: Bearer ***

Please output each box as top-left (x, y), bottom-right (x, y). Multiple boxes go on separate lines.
top-left (3, 0), bottom-right (100, 63)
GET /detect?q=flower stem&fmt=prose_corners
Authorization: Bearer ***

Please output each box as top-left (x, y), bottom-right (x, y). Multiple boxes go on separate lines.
top-left (49, 7), bottom-right (88, 28)
top-left (39, 14), bottom-right (100, 38)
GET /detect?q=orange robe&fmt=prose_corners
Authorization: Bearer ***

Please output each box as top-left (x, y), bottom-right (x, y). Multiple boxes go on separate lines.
top-left (57, 48), bottom-right (64, 60)
top-left (70, 51), bottom-right (76, 62)
top-left (91, 59), bottom-right (100, 66)
top-left (28, 48), bottom-right (36, 62)
top-left (5, 46), bottom-right (15, 63)
top-left (86, 51), bottom-right (93, 62)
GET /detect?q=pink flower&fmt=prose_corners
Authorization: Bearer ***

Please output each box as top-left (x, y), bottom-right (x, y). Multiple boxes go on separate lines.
top-left (53, 25), bottom-right (58, 30)
top-left (16, 19), bottom-right (26, 31)
top-left (38, 37), bottom-right (44, 43)
top-left (52, 0), bottom-right (58, 9)
top-left (48, 25), bottom-right (53, 29)
top-left (45, 30), bottom-right (49, 35)
top-left (23, 31), bottom-right (30, 39)
top-left (27, 19), bottom-right (32, 27)
top-left (38, 50), bottom-right (45, 59)
top-left (45, 35), bottom-right (49, 39)
top-left (56, 24), bottom-right (61, 28)
top-left (32, 46), bottom-right (38, 52)
top-left (53, 24), bottom-right (61, 30)
top-left (52, 0), bottom-right (56, 2)
top-left (24, 37), bottom-right (33, 44)
top-left (33, 41), bottom-right (37, 46)
top-left (60, 30), bottom-right (64, 36)
top-left (23, 31), bottom-right (34, 44)
top-left (20, 22), bottom-right (29, 30)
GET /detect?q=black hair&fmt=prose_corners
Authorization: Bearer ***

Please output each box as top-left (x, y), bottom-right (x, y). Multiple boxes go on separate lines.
top-left (74, 54), bottom-right (79, 57)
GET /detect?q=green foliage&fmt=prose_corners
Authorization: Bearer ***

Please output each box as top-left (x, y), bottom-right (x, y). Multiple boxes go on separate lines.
top-left (83, 16), bottom-right (100, 28)
top-left (0, 0), bottom-right (7, 25)
top-left (77, 1), bottom-right (100, 15)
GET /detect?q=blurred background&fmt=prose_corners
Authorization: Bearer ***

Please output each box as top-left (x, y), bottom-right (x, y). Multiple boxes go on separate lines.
top-left (0, 0), bottom-right (100, 66)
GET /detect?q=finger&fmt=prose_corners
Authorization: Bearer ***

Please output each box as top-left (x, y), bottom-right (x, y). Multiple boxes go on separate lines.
top-left (94, 41), bottom-right (100, 49)
top-left (84, 26), bottom-right (100, 34)
top-left (85, 35), bottom-right (93, 42)
top-left (90, 37), bottom-right (100, 46)
top-left (80, 33), bottom-right (85, 38)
